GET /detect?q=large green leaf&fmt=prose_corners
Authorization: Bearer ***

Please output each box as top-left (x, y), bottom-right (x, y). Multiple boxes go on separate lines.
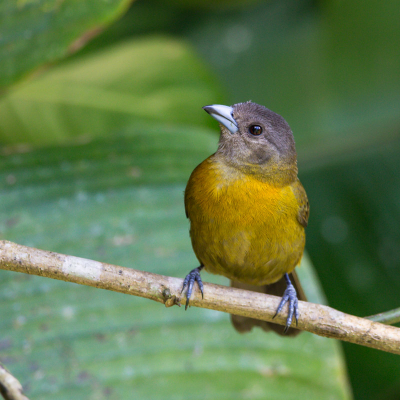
top-left (0, 0), bottom-right (133, 89)
top-left (0, 130), bottom-right (350, 399)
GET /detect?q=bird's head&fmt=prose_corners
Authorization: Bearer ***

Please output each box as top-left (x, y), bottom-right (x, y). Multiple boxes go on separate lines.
top-left (203, 101), bottom-right (298, 183)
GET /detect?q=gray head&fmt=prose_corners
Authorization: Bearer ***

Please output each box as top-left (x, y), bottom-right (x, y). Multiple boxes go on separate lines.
top-left (203, 101), bottom-right (298, 181)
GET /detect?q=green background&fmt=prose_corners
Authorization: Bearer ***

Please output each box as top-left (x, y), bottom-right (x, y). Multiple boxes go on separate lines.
top-left (1, 0), bottom-right (400, 398)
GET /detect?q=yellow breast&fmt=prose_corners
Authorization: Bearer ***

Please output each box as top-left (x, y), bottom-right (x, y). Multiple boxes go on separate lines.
top-left (185, 155), bottom-right (305, 285)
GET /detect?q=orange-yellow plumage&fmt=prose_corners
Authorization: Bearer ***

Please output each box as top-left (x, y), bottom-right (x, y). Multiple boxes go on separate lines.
top-left (185, 154), bottom-right (305, 286)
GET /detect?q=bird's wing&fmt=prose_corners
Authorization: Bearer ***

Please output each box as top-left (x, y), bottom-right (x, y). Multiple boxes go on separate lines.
top-left (184, 204), bottom-right (189, 219)
top-left (291, 179), bottom-right (309, 228)
top-left (184, 183), bottom-right (192, 219)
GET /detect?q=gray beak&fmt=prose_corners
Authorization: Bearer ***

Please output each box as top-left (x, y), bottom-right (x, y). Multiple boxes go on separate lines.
top-left (203, 104), bottom-right (238, 134)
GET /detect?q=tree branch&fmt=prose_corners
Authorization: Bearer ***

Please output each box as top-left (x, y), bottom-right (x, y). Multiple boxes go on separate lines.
top-left (366, 307), bottom-right (400, 325)
top-left (0, 363), bottom-right (29, 400)
top-left (1, 240), bottom-right (399, 355)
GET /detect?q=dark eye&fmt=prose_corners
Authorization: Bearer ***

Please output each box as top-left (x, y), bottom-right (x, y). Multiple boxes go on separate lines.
top-left (249, 125), bottom-right (263, 136)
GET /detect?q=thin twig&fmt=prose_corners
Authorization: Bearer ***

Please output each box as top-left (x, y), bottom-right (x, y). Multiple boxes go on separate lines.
top-left (366, 307), bottom-right (400, 325)
top-left (0, 363), bottom-right (29, 400)
top-left (1, 240), bottom-right (400, 355)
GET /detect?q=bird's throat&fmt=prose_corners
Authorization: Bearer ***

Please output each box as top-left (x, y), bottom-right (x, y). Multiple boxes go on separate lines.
top-left (213, 153), bottom-right (298, 187)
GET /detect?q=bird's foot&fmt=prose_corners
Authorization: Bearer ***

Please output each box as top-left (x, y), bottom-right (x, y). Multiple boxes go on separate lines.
top-left (181, 266), bottom-right (204, 310)
top-left (273, 273), bottom-right (299, 334)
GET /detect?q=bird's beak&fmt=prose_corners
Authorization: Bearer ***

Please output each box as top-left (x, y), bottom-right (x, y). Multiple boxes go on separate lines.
top-left (203, 104), bottom-right (238, 134)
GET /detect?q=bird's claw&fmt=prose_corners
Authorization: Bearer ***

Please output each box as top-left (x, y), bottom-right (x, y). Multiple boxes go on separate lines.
top-left (273, 273), bottom-right (299, 334)
top-left (181, 266), bottom-right (204, 310)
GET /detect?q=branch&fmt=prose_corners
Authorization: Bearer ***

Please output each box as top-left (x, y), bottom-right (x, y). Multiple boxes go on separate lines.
top-left (366, 307), bottom-right (400, 325)
top-left (1, 240), bottom-right (400, 355)
top-left (0, 363), bottom-right (29, 400)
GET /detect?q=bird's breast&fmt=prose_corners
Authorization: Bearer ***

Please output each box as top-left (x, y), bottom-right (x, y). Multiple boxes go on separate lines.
top-left (185, 157), bottom-right (305, 285)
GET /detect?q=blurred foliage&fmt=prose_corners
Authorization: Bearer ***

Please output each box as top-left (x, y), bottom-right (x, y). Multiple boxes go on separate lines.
top-left (1, 0), bottom-right (400, 399)
top-left (0, 0), bottom-right (133, 89)
top-left (0, 37), bottom-right (224, 145)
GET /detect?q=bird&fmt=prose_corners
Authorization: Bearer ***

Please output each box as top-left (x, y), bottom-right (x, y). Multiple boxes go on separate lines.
top-left (182, 101), bottom-right (309, 335)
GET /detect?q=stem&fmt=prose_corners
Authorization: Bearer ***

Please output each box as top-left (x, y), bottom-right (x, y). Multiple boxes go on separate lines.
top-left (1, 240), bottom-right (400, 355)
top-left (0, 363), bottom-right (29, 400)
top-left (366, 307), bottom-right (400, 325)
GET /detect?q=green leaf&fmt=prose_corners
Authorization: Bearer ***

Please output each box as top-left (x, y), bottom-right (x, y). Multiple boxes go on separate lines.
top-left (0, 36), bottom-right (224, 145)
top-left (0, 130), bottom-right (351, 399)
top-left (0, 0), bottom-right (133, 89)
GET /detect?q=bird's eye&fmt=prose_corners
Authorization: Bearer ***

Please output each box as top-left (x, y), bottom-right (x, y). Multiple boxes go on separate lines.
top-left (249, 125), bottom-right (263, 136)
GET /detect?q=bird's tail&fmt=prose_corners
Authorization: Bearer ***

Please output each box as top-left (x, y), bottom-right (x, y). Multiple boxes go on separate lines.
top-left (230, 271), bottom-right (306, 336)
